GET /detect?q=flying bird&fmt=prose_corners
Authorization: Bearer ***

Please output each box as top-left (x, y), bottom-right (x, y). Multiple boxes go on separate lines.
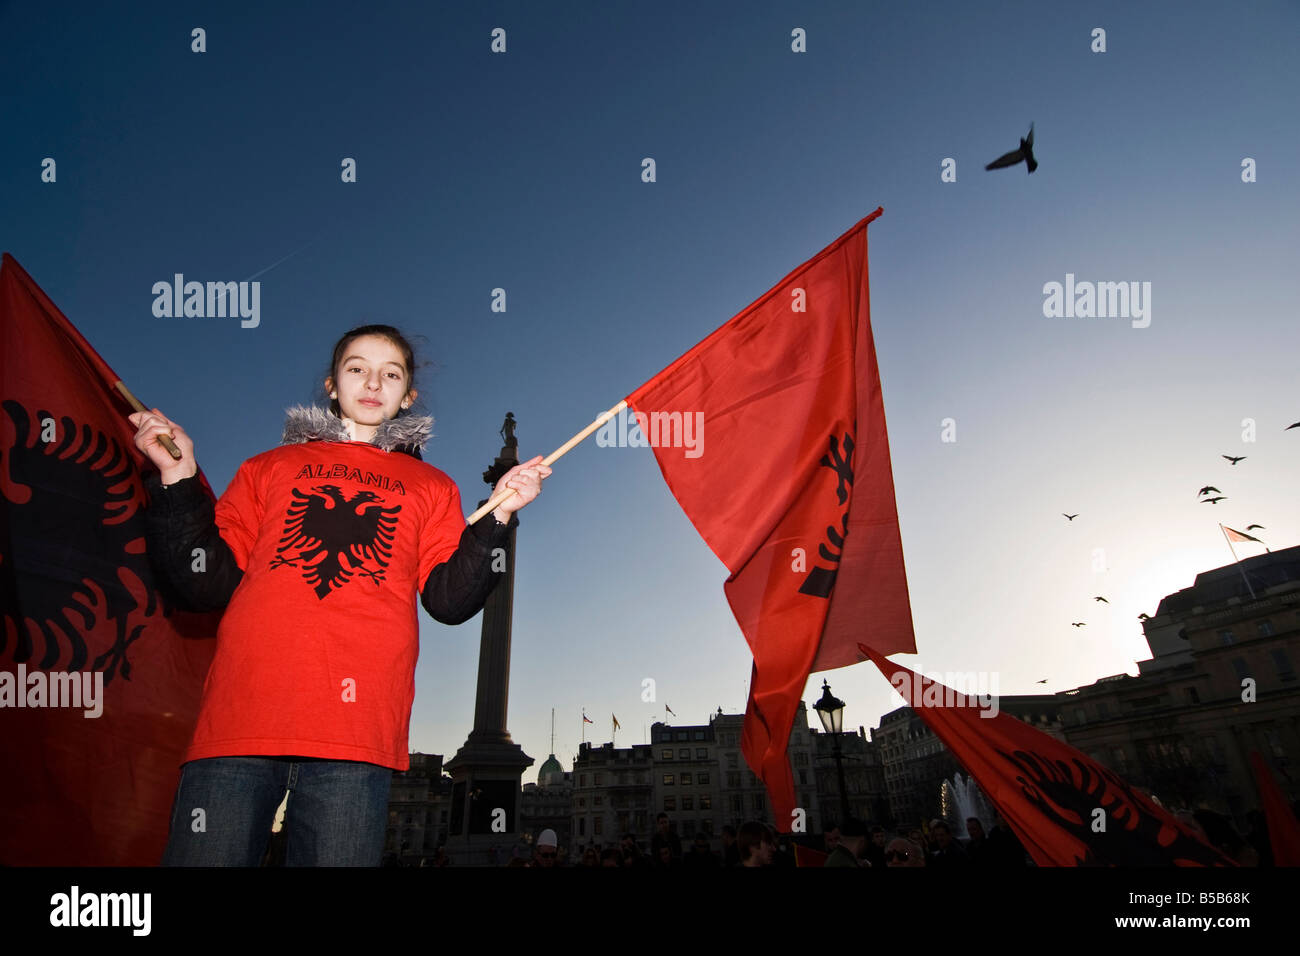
top-left (1036, 679), bottom-right (1048, 684)
top-left (1201, 496), bottom-right (1226, 504)
top-left (1223, 455), bottom-right (1246, 465)
top-left (1197, 486), bottom-right (1221, 497)
top-left (1062, 513), bottom-right (1078, 521)
top-left (1247, 524), bottom-right (1265, 530)
top-left (1286, 422), bottom-right (1299, 430)
top-left (1094, 596), bottom-right (1109, 603)
top-left (1138, 613), bottom-right (1150, 621)
top-left (985, 122), bottom-right (1037, 173)
top-left (1071, 622), bottom-right (1086, 627)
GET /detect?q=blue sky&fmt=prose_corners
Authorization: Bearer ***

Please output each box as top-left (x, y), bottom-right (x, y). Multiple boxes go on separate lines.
top-left (3, 0), bottom-right (1297, 782)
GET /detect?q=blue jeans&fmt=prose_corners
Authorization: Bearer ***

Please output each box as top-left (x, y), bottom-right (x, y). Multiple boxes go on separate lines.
top-left (161, 756), bottom-right (393, 866)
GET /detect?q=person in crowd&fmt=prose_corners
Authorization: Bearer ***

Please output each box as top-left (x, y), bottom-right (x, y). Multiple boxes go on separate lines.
top-left (862, 825), bottom-right (887, 868)
top-left (720, 825), bottom-right (741, 866)
top-left (684, 834), bottom-right (720, 867)
top-left (824, 817), bottom-right (868, 867)
top-left (884, 837), bottom-right (926, 867)
top-left (651, 812), bottom-right (683, 863)
top-left (532, 829), bottom-right (560, 868)
top-left (738, 821), bottom-right (775, 867)
top-left (927, 820), bottom-right (970, 867)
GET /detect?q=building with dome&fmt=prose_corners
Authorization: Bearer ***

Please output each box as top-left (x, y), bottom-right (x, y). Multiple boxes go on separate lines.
top-left (519, 753), bottom-right (573, 854)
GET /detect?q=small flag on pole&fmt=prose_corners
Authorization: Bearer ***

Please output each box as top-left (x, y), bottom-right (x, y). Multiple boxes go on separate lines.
top-left (1222, 525), bottom-right (1262, 544)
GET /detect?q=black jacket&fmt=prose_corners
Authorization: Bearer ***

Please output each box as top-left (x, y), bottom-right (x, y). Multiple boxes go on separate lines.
top-left (141, 406), bottom-right (517, 625)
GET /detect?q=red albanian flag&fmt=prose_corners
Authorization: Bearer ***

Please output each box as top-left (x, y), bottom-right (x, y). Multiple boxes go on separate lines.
top-left (1249, 751), bottom-right (1300, 866)
top-left (625, 210), bottom-right (916, 831)
top-left (0, 253), bottom-right (219, 864)
top-left (858, 644), bottom-right (1235, 865)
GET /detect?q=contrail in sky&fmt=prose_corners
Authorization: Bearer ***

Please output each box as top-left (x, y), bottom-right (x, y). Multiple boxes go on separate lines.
top-left (243, 239), bottom-right (315, 281)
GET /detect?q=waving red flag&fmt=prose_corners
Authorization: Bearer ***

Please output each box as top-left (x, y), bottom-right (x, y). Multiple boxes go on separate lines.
top-left (0, 253), bottom-right (219, 864)
top-left (1249, 751), bottom-right (1300, 866)
top-left (625, 211), bottom-right (915, 829)
top-left (858, 644), bottom-right (1234, 865)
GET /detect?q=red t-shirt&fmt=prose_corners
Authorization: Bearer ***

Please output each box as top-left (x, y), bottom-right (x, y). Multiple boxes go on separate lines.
top-left (183, 439), bottom-right (467, 770)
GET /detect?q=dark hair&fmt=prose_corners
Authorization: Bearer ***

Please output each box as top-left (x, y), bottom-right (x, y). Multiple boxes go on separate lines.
top-left (737, 821), bottom-right (773, 862)
top-left (840, 817), bottom-right (868, 839)
top-left (323, 324), bottom-right (426, 418)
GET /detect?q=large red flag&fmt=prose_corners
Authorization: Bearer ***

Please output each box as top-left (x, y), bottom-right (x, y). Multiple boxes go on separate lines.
top-left (625, 211), bottom-right (915, 830)
top-left (1249, 750), bottom-right (1300, 866)
top-left (0, 253), bottom-right (219, 864)
top-left (858, 644), bottom-right (1235, 865)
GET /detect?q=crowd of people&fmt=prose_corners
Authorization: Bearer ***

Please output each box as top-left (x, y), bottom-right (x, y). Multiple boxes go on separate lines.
top-left (514, 812), bottom-right (1033, 867)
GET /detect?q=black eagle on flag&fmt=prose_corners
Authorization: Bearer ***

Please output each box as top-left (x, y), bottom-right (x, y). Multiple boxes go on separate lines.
top-left (270, 484), bottom-right (401, 598)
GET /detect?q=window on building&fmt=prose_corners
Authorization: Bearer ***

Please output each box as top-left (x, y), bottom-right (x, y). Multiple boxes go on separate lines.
top-left (661, 749), bottom-right (673, 761)
top-left (1257, 620), bottom-right (1274, 637)
top-left (1231, 657), bottom-right (1251, 680)
top-left (1073, 707), bottom-right (1086, 724)
top-left (580, 774), bottom-right (587, 787)
top-left (1186, 687), bottom-right (1200, 704)
top-left (798, 770), bottom-right (807, 785)
top-left (700, 795), bottom-right (712, 810)
top-left (663, 774), bottom-right (674, 786)
top-left (579, 818), bottom-right (585, 836)
top-left (727, 753), bottom-right (738, 769)
top-left (594, 817), bottom-right (603, 835)
top-left (727, 772), bottom-right (740, 789)
top-left (683, 797), bottom-right (694, 811)
top-left (696, 748), bottom-right (708, 759)
top-left (664, 797), bottom-right (676, 811)
top-left (730, 795), bottom-right (743, 813)
top-left (594, 796), bottom-right (603, 807)
top-left (676, 731), bottom-right (688, 741)
top-left (682, 819), bottom-right (696, 836)
top-left (702, 819), bottom-right (714, 835)
top-left (577, 797), bottom-right (586, 808)
top-left (593, 773), bottom-right (602, 786)
top-left (752, 794), bottom-right (765, 811)
top-left (1272, 649), bottom-right (1295, 681)
top-left (1219, 630), bottom-right (1236, 646)
top-left (694, 730), bottom-right (706, 740)
top-left (679, 748), bottom-right (690, 760)
top-left (679, 772), bottom-right (691, 785)
top-left (698, 773), bottom-right (709, 786)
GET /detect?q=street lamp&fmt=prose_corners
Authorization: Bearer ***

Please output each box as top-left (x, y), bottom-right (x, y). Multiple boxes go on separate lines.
top-left (813, 679), bottom-right (850, 825)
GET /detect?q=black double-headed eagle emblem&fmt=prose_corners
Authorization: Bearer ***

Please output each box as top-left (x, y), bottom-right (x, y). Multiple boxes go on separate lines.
top-left (269, 484), bottom-right (401, 598)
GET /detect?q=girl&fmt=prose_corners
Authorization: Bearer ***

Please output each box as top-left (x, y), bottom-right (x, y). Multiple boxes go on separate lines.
top-left (128, 324), bottom-right (550, 866)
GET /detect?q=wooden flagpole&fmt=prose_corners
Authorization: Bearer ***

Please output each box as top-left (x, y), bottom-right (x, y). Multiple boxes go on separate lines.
top-left (466, 399), bottom-right (627, 524)
top-left (114, 380), bottom-right (182, 460)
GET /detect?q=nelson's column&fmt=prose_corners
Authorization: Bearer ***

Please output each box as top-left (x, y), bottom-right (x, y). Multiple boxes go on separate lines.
top-left (444, 412), bottom-right (534, 865)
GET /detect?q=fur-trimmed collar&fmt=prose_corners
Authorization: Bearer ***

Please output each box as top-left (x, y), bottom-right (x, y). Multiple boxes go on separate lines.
top-left (280, 404), bottom-right (434, 458)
